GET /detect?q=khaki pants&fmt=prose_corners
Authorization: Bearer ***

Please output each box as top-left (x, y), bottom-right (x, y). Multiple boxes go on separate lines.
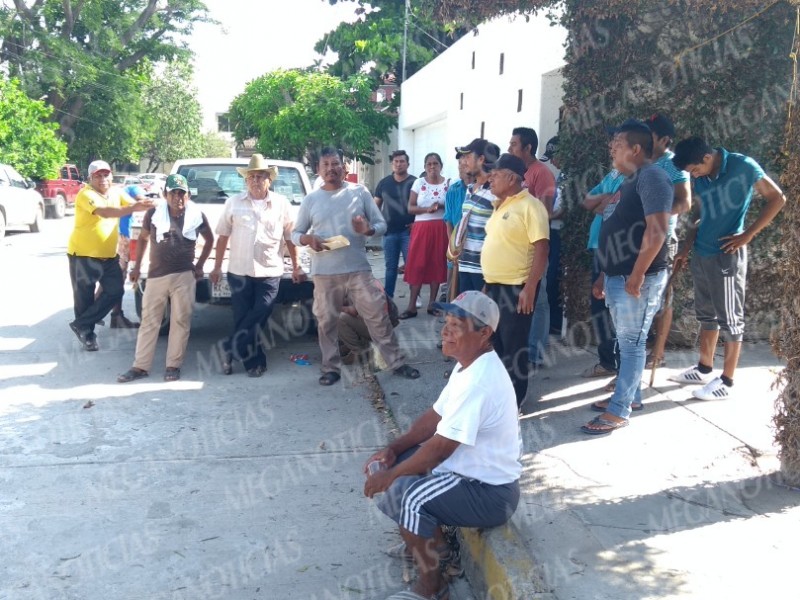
top-left (313, 271), bottom-right (404, 374)
top-left (133, 271), bottom-right (196, 371)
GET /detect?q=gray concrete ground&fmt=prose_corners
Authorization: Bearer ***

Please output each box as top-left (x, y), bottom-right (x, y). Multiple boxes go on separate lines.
top-left (0, 223), bottom-right (474, 600)
top-left (4, 222), bottom-right (799, 599)
top-left (379, 278), bottom-right (800, 600)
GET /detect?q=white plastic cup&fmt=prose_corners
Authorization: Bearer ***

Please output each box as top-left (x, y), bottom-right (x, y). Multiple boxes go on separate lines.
top-left (367, 460), bottom-right (386, 475)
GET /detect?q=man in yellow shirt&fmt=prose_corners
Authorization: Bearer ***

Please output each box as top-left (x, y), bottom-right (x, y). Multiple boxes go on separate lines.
top-left (481, 154), bottom-right (550, 407)
top-left (67, 160), bottom-right (152, 351)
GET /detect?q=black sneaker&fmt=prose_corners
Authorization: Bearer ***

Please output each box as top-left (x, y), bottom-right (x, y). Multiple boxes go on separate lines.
top-left (69, 322), bottom-right (89, 345)
top-left (83, 335), bottom-right (99, 352)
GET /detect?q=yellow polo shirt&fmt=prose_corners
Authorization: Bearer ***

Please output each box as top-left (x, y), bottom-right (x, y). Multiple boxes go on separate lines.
top-left (481, 189), bottom-right (550, 285)
top-left (68, 185), bottom-right (132, 258)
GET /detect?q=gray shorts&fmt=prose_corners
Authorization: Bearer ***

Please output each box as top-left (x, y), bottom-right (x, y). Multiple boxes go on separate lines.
top-left (376, 470), bottom-right (519, 539)
top-left (691, 247), bottom-right (747, 342)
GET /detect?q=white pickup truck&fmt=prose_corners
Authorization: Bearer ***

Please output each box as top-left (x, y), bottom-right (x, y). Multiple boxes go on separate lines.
top-left (129, 158), bottom-right (314, 335)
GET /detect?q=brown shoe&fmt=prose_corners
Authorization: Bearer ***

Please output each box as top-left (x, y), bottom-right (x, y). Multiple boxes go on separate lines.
top-left (110, 313), bottom-right (139, 329)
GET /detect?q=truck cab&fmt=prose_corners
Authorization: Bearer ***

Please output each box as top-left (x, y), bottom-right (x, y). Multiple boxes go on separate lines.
top-left (129, 158), bottom-right (315, 335)
top-left (36, 164), bottom-right (83, 219)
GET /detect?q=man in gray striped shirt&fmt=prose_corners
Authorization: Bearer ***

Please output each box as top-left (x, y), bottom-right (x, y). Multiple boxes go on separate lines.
top-left (453, 138), bottom-right (499, 294)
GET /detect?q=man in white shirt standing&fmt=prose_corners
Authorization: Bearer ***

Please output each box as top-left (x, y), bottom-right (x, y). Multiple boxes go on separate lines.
top-left (364, 291), bottom-right (522, 600)
top-left (211, 154), bottom-right (305, 377)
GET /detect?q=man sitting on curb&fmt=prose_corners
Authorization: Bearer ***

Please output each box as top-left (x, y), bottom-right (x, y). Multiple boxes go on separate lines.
top-left (338, 287), bottom-right (400, 373)
top-left (364, 291), bottom-right (522, 600)
top-left (118, 175), bottom-right (213, 383)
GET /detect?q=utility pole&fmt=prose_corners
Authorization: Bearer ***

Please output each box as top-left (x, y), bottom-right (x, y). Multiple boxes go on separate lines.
top-left (402, 0), bottom-right (410, 82)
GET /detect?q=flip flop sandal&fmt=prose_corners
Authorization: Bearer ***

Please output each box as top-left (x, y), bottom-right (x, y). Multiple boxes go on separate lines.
top-left (117, 368), bottom-right (148, 383)
top-left (581, 415), bottom-right (629, 435)
top-left (318, 371), bottom-right (341, 386)
top-left (164, 368), bottom-right (181, 382)
top-left (398, 310), bottom-right (418, 320)
top-left (590, 401), bottom-right (643, 412)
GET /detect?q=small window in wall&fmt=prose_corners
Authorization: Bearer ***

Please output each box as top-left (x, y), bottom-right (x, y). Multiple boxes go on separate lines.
top-left (480, 121), bottom-right (485, 138)
top-left (517, 89), bottom-right (523, 112)
top-left (460, 93), bottom-right (464, 110)
top-left (471, 51), bottom-right (475, 70)
top-left (499, 53), bottom-right (505, 75)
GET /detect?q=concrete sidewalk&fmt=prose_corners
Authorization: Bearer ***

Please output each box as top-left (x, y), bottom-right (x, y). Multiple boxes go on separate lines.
top-left (377, 296), bottom-right (800, 600)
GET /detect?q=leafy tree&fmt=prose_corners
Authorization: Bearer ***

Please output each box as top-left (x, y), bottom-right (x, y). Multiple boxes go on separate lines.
top-left (229, 69), bottom-right (395, 166)
top-left (316, 0), bottom-right (466, 81)
top-left (0, 0), bottom-right (211, 144)
top-left (67, 67), bottom-right (152, 168)
top-left (199, 131), bottom-right (233, 158)
top-left (0, 76), bottom-right (67, 179)
top-left (140, 61), bottom-right (204, 172)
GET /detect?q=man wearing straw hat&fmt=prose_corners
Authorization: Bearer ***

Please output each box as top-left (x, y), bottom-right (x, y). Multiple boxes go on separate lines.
top-left (211, 154), bottom-right (305, 377)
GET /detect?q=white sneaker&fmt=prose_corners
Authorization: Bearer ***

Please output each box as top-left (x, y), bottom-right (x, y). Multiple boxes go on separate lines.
top-left (692, 377), bottom-right (732, 400)
top-left (415, 297), bottom-right (422, 309)
top-left (669, 366), bottom-right (712, 385)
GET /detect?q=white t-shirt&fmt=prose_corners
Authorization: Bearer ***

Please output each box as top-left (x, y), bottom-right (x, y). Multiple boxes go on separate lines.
top-left (411, 177), bottom-right (447, 222)
top-left (432, 351), bottom-right (522, 485)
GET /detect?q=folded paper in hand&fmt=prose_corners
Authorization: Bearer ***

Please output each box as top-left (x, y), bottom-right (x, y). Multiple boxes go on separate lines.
top-left (309, 235), bottom-right (350, 253)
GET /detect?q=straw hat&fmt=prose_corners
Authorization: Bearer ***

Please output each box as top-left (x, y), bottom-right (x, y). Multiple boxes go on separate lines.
top-left (236, 153), bottom-right (279, 180)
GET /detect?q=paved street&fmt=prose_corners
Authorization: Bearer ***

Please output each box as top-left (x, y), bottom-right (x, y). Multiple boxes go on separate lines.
top-left (0, 222), bottom-right (474, 600)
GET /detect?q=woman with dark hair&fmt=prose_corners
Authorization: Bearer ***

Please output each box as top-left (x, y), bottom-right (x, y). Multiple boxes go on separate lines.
top-left (400, 152), bottom-right (449, 318)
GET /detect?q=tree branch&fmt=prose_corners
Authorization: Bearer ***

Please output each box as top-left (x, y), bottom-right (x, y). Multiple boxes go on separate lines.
top-left (120, 0), bottom-right (159, 47)
top-left (115, 27), bottom-right (169, 71)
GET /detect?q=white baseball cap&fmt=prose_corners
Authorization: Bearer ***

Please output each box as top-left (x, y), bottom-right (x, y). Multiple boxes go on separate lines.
top-left (433, 291), bottom-right (500, 332)
top-left (88, 160), bottom-right (111, 176)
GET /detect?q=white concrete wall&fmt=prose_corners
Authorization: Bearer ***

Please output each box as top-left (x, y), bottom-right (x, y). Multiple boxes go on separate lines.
top-left (399, 13), bottom-right (567, 180)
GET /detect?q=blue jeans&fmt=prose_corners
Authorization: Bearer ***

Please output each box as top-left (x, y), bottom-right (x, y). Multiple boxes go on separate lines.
top-left (604, 270), bottom-right (668, 419)
top-left (383, 230), bottom-right (410, 298)
top-left (528, 277), bottom-right (549, 364)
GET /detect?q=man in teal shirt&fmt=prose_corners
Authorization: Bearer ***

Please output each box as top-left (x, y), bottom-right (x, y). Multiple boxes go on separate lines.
top-left (671, 137), bottom-right (785, 400)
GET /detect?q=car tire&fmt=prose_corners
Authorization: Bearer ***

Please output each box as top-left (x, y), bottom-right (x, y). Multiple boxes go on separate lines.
top-left (51, 194), bottom-right (67, 219)
top-left (0, 210), bottom-right (6, 240)
top-left (30, 204), bottom-right (44, 233)
top-left (134, 280), bottom-right (171, 336)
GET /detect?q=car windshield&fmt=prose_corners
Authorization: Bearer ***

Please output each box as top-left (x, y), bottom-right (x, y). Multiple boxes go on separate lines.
top-left (176, 163), bottom-right (307, 205)
top-left (112, 176), bottom-right (127, 184)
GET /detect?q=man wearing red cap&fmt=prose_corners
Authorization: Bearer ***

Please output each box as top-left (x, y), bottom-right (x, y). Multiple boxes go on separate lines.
top-left (67, 160), bottom-right (153, 351)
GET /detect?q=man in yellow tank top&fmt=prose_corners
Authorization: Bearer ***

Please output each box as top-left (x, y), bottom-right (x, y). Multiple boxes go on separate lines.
top-left (67, 160), bottom-right (153, 351)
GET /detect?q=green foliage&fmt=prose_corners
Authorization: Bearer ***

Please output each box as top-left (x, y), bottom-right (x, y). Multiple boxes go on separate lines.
top-left (433, 2), bottom-right (794, 331)
top-left (67, 65), bottom-right (151, 167)
top-left (0, 76), bottom-right (67, 179)
top-left (558, 1), bottom-right (793, 327)
top-left (316, 0), bottom-right (466, 81)
top-left (0, 0), bottom-right (211, 156)
top-left (199, 131), bottom-right (233, 159)
top-left (140, 61), bottom-right (204, 171)
top-left (229, 69), bottom-right (396, 166)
